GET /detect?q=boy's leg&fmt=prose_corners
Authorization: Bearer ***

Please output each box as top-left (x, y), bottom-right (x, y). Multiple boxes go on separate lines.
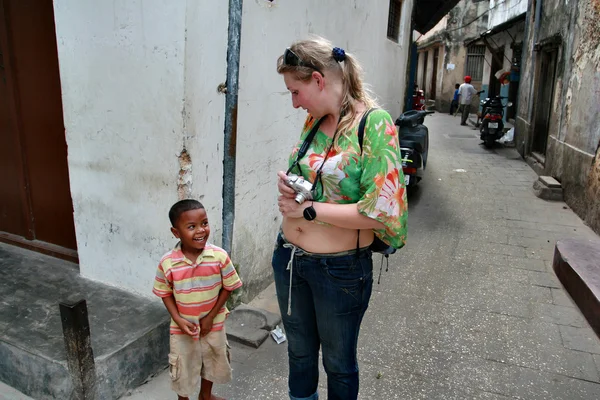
top-left (310, 251), bottom-right (374, 400)
top-left (272, 235), bottom-right (320, 400)
top-left (200, 328), bottom-right (232, 384)
top-left (170, 334), bottom-right (203, 399)
top-left (199, 378), bottom-right (224, 400)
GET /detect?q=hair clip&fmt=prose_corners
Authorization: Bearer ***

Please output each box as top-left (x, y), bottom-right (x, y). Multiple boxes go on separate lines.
top-left (332, 47), bottom-right (346, 62)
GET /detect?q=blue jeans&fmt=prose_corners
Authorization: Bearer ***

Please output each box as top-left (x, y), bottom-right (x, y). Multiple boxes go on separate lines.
top-left (272, 233), bottom-right (373, 400)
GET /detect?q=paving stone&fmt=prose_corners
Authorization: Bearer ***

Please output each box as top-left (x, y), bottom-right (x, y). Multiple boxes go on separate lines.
top-left (559, 325), bottom-right (600, 354)
top-left (507, 256), bottom-right (547, 271)
top-left (551, 288), bottom-right (576, 307)
top-left (226, 304), bottom-right (282, 348)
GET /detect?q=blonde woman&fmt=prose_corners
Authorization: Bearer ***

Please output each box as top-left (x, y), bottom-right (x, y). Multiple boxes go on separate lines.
top-left (273, 37), bottom-right (407, 400)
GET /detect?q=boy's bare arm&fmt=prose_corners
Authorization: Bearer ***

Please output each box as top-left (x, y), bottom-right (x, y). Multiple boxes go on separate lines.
top-left (199, 289), bottom-right (232, 336)
top-left (161, 295), bottom-right (198, 336)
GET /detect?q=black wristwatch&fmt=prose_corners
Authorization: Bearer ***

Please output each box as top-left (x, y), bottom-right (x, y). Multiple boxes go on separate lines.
top-left (303, 202), bottom-right (317, 221)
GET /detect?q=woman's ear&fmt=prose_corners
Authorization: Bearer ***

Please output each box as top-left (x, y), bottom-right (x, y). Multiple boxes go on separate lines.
top-left (312, 71), bottom-right (324, 90)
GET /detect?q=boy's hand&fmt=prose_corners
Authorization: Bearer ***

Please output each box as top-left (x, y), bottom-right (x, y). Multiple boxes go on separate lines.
top-left (175, 317), bottom-right (198, 336)
top-left (199, 315), bottom-right (214, 337)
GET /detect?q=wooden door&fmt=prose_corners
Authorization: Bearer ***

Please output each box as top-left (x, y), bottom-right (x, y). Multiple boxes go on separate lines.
top-left (0, 0), bottom-right (77, 260)
top-left (532, 48), bottom-right (557, 156)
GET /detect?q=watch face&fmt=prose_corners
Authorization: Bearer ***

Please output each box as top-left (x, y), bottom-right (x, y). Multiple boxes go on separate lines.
top-left (304, 206), bottom-right (317, 221)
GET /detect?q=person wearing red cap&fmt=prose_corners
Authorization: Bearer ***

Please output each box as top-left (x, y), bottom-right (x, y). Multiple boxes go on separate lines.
top-left (458, 76), bottom-right (477, 126)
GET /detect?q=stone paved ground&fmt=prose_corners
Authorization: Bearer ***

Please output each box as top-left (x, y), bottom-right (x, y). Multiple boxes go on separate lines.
top-left (3, 113), bottom-right (600, 399)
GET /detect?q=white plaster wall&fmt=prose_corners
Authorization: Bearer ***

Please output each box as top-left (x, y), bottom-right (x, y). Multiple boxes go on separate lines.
top-left (489, 0), bottom-right (528, 28)
top-left (183, 1), bottom-right (228, 245)
top-left (54, 0), bottom-right (226, 296)
top-left (233, 0), bottom-right (413, 297)
top-left (54, 0), bottom-right (413, 300)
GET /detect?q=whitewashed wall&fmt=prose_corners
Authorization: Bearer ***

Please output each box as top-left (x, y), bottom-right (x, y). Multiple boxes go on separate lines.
top-left (54, 0), bottom-right (413, 299)
top-left (54, 0), bottom-right (227, 296)
top-left (233, 0), bottom-right (413, 299)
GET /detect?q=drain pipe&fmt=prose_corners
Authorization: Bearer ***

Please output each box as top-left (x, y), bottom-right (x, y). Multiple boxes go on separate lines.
top-left (526, 0), bottom-right (543, 121)
top-left (222, 0), bottom-right (243, 256)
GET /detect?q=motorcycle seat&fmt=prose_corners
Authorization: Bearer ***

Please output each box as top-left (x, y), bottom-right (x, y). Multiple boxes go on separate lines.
top-left (400, 139), bottom-right (423, 153)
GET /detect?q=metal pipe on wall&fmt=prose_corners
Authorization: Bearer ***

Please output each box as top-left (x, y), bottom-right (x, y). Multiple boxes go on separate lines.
top-left (222, 0), bottom-right (243, 256)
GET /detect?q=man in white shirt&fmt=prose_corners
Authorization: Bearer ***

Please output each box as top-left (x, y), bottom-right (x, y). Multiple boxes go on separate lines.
top-left (458, 76), bottom-right (478, 126)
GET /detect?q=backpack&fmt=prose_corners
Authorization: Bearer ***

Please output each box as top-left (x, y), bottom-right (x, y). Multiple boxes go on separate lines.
top-left (358, 109), bottom-right (402, 283)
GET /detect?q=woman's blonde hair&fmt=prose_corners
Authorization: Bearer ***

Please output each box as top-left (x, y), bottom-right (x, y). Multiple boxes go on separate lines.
top-left (277, 36), bottom-right (379, 137)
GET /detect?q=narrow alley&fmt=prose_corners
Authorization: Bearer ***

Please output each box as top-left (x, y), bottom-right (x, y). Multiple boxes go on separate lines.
top-left (115, 113), bottom-right (600, 400)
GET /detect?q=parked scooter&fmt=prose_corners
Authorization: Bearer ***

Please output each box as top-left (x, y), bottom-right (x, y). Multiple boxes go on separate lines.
top-left (479, 94), bottom-right (513, 148)
top-left (395, 110), bottom-right (433, 187)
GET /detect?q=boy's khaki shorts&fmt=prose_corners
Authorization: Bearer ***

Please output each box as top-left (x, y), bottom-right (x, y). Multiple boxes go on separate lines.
top-left (168, 329), bottom-right (232, 397)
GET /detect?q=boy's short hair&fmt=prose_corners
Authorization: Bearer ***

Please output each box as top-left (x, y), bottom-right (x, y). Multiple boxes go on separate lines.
top-left (455, 83), bottom-right (460, 88)
top-left (169, 199), bottom-right (205, 226)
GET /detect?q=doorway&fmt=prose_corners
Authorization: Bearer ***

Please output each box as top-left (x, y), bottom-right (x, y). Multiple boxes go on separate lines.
top-left (532, 48), bottom-right (558, 156)
top-left (421, 50), bottom-right (428, 94)
top-left (488, 48), bottom-right (504, 97)
top-left (430, 48), bottom-right (439, 101)
top-left (0, 0), bottom-right (77, 261)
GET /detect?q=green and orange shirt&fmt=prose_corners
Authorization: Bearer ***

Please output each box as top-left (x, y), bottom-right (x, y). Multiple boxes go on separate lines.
top-left (288, 109), bottom-right (407, 248)
top-left (153, 243), bottom-right (242, 338)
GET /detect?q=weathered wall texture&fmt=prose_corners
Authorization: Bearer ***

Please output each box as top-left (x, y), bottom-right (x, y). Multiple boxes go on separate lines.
top-left (488, 0), bottom-right (528, 27)
top-left (55, 0), bottom-right (185, 292)
top-left (417, 0), bottom-right (489, 111)
top-left (516, 0), bottom-right (600, 234)
top-left (54, 0), bottom-right (414, 299)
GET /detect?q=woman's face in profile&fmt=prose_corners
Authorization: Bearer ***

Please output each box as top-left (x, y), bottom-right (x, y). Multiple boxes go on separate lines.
top-left (283, 72), bottom-right (322, 117)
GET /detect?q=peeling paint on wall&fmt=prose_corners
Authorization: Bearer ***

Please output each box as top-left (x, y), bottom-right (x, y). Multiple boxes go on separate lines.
top-left (177, 148), bottom-right (192, 200)
top-left (586, 141), bottom-right (600, 228)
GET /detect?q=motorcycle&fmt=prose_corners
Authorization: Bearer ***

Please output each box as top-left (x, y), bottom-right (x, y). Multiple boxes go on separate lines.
top-left (395, 110), bottom-right (433, 188)
top-left (412, 86), bottom-right (426, 111)
top-left (479, 94), bottom-right (513, 148)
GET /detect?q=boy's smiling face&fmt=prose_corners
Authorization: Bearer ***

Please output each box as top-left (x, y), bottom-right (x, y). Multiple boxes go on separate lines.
top-left (171, 208), bottom-right (210, 256)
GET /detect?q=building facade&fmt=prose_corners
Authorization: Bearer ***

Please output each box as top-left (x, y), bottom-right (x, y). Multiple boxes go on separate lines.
top-left (1, 0), bottom-right (415, 302)
top-left (475, 0), bottom-right (527, 123)
top-left (515, 0), bottom-right (600, 233)
top-left (416, 0), bottom-right (490, 113)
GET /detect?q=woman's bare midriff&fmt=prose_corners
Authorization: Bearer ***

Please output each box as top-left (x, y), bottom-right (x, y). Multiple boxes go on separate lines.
top-left (282, 217), bottom-right (374, 253)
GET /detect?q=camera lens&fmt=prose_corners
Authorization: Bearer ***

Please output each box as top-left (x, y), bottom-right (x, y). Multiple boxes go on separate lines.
top-left (295, 193), bottom-right (305, 204)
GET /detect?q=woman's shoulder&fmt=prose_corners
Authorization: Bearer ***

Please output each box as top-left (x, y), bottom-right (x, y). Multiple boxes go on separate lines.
top-left (365, 108), bottom-right (394, 127)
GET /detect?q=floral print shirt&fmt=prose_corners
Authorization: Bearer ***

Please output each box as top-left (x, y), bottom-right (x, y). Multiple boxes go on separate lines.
top-left (288, 109), bottom-right (407, 249)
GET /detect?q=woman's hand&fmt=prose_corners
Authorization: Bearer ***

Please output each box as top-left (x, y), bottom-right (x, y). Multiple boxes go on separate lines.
top-left (278, 195), bottom-right (309, 219)
top-left (277, 171), bottom-right (296, 199)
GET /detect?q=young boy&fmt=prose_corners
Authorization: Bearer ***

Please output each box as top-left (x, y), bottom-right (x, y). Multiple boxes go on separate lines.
top-left (153, 199), bottom-right (242, 400)
top-left (449, 83), bottom-right (460, 115)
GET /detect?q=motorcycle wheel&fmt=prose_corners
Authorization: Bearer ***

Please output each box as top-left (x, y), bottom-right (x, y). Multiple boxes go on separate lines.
top-left (484, 138), bottom-right (495, 148)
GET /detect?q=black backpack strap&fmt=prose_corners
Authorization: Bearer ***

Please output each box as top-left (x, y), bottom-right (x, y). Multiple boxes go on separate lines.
top-left (358, 108), bottom-right (377, 155)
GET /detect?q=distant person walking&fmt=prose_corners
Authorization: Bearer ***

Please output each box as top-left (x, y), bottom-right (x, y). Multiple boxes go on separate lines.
top-left (449, 83), bottom-right (460, 115)
top-left (458, 76), bottom-right (477, 126)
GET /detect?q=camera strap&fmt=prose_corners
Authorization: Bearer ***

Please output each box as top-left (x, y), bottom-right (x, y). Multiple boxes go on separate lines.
top-left (286, 117), bottom-right (324, 175)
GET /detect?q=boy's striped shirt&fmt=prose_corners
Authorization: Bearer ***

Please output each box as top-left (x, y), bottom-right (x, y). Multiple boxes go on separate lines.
top-left (153, 243), bottom-right (242, 338)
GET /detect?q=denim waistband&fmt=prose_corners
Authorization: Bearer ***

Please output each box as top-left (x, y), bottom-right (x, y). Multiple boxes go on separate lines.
top-left (278, 231), bottom-right (370, 258)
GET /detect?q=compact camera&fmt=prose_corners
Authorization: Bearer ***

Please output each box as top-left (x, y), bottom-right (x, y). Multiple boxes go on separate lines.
top-left (285, 174), bottom-right (313, 204)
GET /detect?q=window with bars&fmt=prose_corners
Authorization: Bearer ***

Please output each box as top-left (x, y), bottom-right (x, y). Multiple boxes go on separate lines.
top-left (466, 45), bottom-right (485, 81)
top-left (387, 0), bottom-right (402, 42)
